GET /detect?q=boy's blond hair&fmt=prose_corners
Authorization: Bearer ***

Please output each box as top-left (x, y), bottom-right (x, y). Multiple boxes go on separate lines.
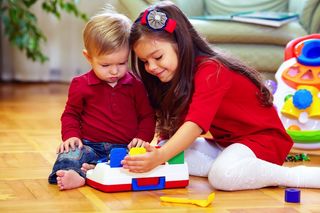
top-left (83, 9), bottom-right (132, 56)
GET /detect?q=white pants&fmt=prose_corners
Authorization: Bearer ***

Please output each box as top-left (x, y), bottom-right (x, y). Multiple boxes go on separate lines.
top-left (184, 138), bottom-right (320, 191)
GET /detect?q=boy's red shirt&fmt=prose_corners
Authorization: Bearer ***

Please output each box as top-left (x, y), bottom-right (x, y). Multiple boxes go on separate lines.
top-left (61, 70), bottom-right (155, 144)
top-left (185, 57), bottom-right (293, 165)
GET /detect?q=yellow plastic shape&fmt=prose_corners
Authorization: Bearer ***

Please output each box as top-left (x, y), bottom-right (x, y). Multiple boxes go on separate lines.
top-left (298, 85), bottom-right (320, 118)
top-left (281, 96), bottom-right (301, 118)
top-left (129, 147), bottom-right (146, 156)
top-left (281, 85), bottom-right (320, 118)
top-left (160, 192), bottom-right (215, 207)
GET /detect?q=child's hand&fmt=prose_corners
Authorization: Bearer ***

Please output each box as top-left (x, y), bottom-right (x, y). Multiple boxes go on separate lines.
top-left (122, 143), bottom-right (164, 173)
top-left (56, 137), bottom-right (83, 154)
top-left (128, 138), bottom-right (149, 149)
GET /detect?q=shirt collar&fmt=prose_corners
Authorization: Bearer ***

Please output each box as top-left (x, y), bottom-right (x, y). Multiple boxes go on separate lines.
top-left (87, 70), bottom-right (134, 86)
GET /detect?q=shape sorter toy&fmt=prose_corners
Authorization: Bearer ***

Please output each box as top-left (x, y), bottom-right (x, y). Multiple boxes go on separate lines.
top-left (273, 34), bottom-right (320, 149)
top-left (86, 147), bottom-right (189, 192)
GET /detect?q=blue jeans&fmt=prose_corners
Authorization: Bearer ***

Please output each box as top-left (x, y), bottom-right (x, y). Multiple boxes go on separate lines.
top-left (48, 139), bottom-right (127, 184)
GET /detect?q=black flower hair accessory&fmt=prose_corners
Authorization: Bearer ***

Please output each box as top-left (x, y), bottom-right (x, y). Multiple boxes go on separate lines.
top-left (140, 8), bottom-right (176, 33)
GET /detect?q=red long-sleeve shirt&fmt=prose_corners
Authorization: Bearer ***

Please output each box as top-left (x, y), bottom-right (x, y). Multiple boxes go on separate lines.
top-left (185, 57), bottom-right (293, 165)
top-left (61, 70), bottom-right (155, 144)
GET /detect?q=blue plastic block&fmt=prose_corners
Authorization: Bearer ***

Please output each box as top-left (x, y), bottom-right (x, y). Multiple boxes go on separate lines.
top-left (109, 148), bottom-right (127, 168)
top-left (285, 188), bottom-right (300, 203)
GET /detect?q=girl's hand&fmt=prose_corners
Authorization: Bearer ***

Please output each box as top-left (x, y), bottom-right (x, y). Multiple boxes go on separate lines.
top-left (121, 143), bottom-right (164, 173)
top-left (56, 137), bottom-right (83, 154)
top-left (128, 138), bottom-right (149, 149)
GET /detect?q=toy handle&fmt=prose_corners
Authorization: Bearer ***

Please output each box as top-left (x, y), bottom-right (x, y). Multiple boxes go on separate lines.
top-left (132, 177), bottom-right (165, 191)
top-left (285, 34), bottom-right (320, 60)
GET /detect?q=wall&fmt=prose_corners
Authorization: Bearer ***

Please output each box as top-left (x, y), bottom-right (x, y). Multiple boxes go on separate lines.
top-left (0, 0), bottom-right (125, 82)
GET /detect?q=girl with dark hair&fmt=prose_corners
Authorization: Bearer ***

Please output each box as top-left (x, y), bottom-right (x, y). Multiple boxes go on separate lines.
top-left (121, 1), bottom-right (320, 190)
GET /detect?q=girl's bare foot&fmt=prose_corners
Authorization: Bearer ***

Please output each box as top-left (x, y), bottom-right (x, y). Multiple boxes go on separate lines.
top-left (56, 170), bottom-right (85, 190)
top-left (81, 163), bottom-right (96, 174)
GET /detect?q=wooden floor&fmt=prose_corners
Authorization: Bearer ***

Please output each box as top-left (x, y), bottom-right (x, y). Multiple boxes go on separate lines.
top-left (0, 83), bottom-right (320, 213)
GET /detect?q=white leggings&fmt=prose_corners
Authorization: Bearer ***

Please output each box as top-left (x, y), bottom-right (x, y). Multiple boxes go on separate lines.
top-left (185, 138), bottom-right (320, 191)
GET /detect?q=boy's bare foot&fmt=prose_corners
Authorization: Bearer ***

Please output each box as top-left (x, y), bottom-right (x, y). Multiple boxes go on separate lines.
top-left (56, 170), bottom-right (85, 190)
top-left (81, 163), bottom-right (96, 174)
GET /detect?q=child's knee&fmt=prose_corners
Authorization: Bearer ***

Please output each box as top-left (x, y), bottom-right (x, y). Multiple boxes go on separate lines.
top-left (208, 160), bottom-right (241, 191)
top-left (208, 161), bottom-right (229, 190)
top-left (58, 148), bottom-right (83, 161)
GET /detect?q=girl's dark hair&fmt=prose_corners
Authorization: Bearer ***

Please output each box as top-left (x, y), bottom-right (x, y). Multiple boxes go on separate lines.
top-left (130, 1), bottom-right (272, 138)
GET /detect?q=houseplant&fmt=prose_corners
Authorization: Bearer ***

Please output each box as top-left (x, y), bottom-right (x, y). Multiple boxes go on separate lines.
top-left (0, 0), bottom-right (87, 63)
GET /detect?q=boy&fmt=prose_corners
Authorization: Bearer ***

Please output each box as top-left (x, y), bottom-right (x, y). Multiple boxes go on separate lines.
top-left (48, 9), bottom-right (155, 190)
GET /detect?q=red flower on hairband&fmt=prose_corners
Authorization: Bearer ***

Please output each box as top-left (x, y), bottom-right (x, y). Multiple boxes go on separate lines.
top-left (140, 9), bottom-right (176, 33)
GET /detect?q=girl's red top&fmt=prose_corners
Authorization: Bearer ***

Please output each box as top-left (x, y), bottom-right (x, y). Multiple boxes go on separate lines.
top-left (185, 57), bottom-right (293, 165)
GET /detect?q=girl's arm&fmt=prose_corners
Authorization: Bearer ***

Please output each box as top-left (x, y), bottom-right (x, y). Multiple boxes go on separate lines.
top-left (121, 121), bottom-right (202, 173)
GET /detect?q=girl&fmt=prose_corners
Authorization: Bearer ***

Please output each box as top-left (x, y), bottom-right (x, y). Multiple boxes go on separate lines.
top-left (121, 1), bottom-right (320, 191)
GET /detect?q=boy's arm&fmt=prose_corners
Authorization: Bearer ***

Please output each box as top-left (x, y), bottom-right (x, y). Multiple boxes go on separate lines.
top-left (61, 78), bottom-right (84, 141)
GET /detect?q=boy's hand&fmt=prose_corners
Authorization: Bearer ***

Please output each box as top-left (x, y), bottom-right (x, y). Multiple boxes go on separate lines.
top-left (128, 138), bottom-right (149, 149)
top-left (56, 137), bottom-right (83, 154)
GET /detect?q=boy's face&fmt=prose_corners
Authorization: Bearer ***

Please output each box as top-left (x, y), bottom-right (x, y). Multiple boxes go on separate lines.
top-left (84, 47), bottom-right (129, 87)
top-left (133, 35), bottom-right (178, 83)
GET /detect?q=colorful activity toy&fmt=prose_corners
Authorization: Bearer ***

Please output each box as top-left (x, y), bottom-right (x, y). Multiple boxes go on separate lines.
top-left (273, 34), bottom-right (320, 149)
top-left (86, 147), bottom-right (189, 192)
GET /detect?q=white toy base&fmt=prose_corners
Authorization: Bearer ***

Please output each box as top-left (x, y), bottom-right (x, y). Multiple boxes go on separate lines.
top-left (86, 162), bottom-right (189, 192)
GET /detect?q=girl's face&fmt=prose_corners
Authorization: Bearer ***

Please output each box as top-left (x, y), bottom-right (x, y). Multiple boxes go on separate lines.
top-left (133, 35), bottom-right (178, 82)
